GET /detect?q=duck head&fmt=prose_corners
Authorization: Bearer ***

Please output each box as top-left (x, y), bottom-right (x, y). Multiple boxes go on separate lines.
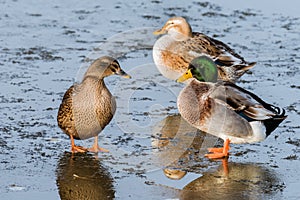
top-left (176, 56), bottom-right (218, 83)
top-left (84, 56), bottom-right (131, 79)
top-left (153, 17), bottom-right (192, 41)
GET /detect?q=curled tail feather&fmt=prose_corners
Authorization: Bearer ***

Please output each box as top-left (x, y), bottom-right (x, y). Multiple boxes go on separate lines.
top-left (264, 106), bottom-right (287, 136)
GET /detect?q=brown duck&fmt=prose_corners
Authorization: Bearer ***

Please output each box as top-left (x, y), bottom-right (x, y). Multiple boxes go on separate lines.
top-left (153, 16), bottom-right (256, 82)
top-left (57, 56), bottom-right (131, 153)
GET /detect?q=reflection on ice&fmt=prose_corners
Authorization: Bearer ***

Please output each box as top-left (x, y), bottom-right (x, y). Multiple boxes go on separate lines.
top-left (151, 114), bottom-right (219, 169)
top-left (181, 162), bottom-right (284, 200)
top-left (56, 152), bottom-right (115, 200)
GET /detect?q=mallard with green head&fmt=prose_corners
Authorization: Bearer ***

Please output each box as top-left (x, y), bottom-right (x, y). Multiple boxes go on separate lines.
top-left (57, 56), bottom-right (131, 153)
top-left (176, 56), bottom-right (287, 159)
top-left (153, 16), bottom-right (256, 82)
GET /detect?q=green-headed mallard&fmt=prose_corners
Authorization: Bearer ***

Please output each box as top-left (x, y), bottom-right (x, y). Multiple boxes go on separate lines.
top-left (153, 16), bottom-right (256, 82)
top-left (176, 56), bottom-right (287, 159)
top-left (57, 56), bottom-right (131, 153)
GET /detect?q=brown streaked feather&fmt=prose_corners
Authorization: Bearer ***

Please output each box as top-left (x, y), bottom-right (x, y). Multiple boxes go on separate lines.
top-left (161, 50), bottom-right (189, 72)
top-left (243, 107), bottom-right (274, 120)
top-left (187, 33), bottom-right (255, 82)
top-left (184, 33), bottom-right (247, 65)
top-left (208, 81), bottom-right (285, 121)
top-left (177, 80), bottom-right (254, 138)
top-left (57, 78), bottom-right (115, 140)
top-left (154, 31), bottom-right (255, 82)
top-left (202, 33), bottom-right (245, 62)
top-left (57, 85), bottom-right (76, 137)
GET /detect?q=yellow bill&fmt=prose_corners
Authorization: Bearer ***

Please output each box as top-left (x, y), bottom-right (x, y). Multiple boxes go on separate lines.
top-left (176, 69), bottom-right (193, 83)
top-left (153, 28), bottom-right (166, 35)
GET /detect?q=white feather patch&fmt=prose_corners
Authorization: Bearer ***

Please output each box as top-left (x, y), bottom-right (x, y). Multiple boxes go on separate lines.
top-left (248, 121), bottom-right (266, 143)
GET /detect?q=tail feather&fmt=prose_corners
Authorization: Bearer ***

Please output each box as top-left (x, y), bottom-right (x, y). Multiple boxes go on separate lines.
top-left (264, 107), bottom-right (287, 136)
top-left (230, 62), bottom-right (256, 79)
top-left (239, 62), bottom-right (256, 72)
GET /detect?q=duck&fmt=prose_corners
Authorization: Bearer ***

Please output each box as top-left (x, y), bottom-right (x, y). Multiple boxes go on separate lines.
top-left (176, 56), bottom-right (287, 159)
top-left (153, 16), bottom-right (256, 82)
top-left (57, 56), bottom-right (131, 153)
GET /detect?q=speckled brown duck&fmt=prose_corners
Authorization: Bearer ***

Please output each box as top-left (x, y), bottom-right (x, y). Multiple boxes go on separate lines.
top-left (57, 56), bottom-right (131, 153)
top-left (153, 16), bottom-right (256, 82)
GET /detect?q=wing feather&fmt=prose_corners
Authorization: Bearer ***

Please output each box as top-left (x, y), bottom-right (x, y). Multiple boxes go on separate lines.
top-left (209, 82), bottom-right (277, 121)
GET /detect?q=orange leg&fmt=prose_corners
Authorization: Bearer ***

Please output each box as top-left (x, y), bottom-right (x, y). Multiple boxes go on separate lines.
top-left (88, 136), bottom-right (109, 153)
top-left (222, 157), bottom-right (229, 176)
top-left (70, 135), bottom-right (88, 153)
top-left (207, 147), bottom-right (224, 153)
top-left (205, 139), bottom-right (230, 159)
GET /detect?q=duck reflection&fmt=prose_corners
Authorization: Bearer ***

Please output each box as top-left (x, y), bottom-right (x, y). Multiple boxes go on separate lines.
top-left (56, 152), bottom-right (115, 200)
top-left (151, 115), bottom-right (283, 199)
top-left (151, 114), bottom-right (219, 179)
top-left (181, 161), bottom-right (283, 200)
top-left (163, 168), bottom-right (187, 180)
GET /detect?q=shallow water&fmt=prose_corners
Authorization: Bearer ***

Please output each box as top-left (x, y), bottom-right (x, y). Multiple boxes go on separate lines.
top-left (1, 0), bottom-right (300, 199)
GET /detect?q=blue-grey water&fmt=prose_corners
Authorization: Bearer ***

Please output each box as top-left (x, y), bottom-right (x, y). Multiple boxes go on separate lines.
top-left (0, 0), bottom-right (300, 199)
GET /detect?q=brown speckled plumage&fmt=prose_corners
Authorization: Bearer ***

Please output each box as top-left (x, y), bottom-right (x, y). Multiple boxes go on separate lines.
top-left (57, 79), bottom-right (115, 140)
top-left (57, 56), bottom-right (131, 153)
top-left (153, 17), bottom-right (256, 81)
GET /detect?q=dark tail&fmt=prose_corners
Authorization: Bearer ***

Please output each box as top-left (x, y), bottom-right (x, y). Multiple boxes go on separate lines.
top-left (222, 82), bottom-right (287, 136)
top-left (264, 107), bottom-right (287, 136)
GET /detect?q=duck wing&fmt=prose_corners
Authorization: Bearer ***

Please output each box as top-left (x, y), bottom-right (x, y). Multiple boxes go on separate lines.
top-left (183, 33), bottom-right (250, 66)
top-left (178, 81), bottom-right (254, 139)
top-left (209, 81), bottom-right (285, 121)
top-left (57, 85), bottom-right (75, 133)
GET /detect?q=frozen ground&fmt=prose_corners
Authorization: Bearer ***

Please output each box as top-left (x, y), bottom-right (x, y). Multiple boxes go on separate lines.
top-left (0, 0), bottom-right (299, 199)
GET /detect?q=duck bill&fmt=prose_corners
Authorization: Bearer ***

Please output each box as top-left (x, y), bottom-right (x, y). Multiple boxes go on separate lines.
top-left (153, 28), bottom-right (166, 35)
top-left (116, 69), bottom-right (131, 79)
top-left (176, 69), bottom-right (193, 83)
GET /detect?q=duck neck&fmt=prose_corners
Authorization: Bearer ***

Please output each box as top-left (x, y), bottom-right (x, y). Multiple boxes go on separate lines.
top-left (170, 24), bottom-right (192, 41)
top-left (181, 23), bottom-right (192, 38)
top-left (82, 75), bottom-right (105, 86)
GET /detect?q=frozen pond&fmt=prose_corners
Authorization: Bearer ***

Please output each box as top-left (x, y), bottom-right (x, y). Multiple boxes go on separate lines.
top-left (0, 0), bottom-right (300, 199)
